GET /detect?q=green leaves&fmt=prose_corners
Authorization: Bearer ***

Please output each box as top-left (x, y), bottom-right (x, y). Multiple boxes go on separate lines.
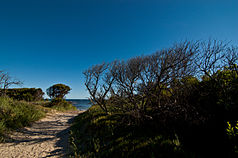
top-left (4, 88), bottom-right (44, 101)
top-left (48, 98), bottom-right (77, 111)
top-left (0, 97), bottom-right (46, 141)
top-left (46, 84), bottom-right (71, 99)
top-left (227, 121), bottom-right (238, 137)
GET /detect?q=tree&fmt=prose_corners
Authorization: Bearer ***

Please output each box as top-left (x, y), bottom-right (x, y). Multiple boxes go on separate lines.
top-left (84, 41), bottom-right (199, 117)
top-left (83, 63), bottom-right (114, 114)
top-left (83, 39), bottom-right (238, 156)
top-left (0, 71), bottom-right (22, 96)
top-left (46, 84), bottom-right (71, 99)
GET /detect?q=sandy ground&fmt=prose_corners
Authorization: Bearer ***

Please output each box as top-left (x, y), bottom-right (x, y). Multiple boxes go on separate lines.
top-left (0, 110), bottom-right (83, 158)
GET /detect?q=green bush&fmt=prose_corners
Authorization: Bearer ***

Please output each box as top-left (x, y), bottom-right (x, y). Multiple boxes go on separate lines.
top-left (69, 105), bottom-right (185, 158)
top-left (4, 88), bottom-right (44, 101)
top-left (47, 98), bottom-right (77, 111)
top-left (71, 67), bottom-right (238, 157)
top-left (0, 97), bottom-right (46, 141)
top-left (46, 84), bottom-right (71, 99)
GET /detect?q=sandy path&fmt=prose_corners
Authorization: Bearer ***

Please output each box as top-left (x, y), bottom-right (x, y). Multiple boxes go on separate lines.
top-left (0, 110), bottom-right (83, 158)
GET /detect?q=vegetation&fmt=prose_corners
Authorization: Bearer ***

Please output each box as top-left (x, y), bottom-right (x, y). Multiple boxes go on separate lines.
top-left (46, 84), bottom-right (76, 111)
top-left (0, 70), bottom-right (47, 141)
top-left (0, 71), bottom-right (22, 96)
top-left (0, 79), bottom-right (77, 141)
top-left (70, 105), bottom-right (185, 158)
top-left (4, 88), bottom-right (44, 101)
top-left (46, 84), bottom-right (71, 99)
top-left (46, 98), bottom-right (77, 111)
top-left (70, 39), bottom-right (238, 157)
top-left (0, 97), bottom-right (46, 142)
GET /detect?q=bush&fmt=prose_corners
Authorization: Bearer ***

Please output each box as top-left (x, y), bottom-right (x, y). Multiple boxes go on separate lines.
top-left (70, 105), bottom-right (185, 158)
top-left (4, 88), bottom-right (44, 101)
top-left (81, 40), bottom-right (238, 157)
top-left (47, 98), bottom-right (77, 111)
top-left (0, 97), bottom-right (46, 141)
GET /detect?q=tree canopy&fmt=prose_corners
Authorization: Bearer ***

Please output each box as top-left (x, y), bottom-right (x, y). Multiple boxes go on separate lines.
top-left (5, 88), bottom-right (44, 101)
top-left (83, 39), bottom-right (238, 156)
top-left (46, 84), bottom-right (71, 99)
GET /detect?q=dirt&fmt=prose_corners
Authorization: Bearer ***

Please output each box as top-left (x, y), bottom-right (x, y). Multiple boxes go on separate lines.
top-left (0, 110), bottom-right (83, 158)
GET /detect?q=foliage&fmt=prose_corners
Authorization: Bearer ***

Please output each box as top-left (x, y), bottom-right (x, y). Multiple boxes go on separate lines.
top-left (47, 98), bottom-right (77, 111)
top-left (46, 84), bottom-right (71, 99)
top-left (0, 71), bottom-right (22, 96)
top-left (70, 105), bottom-right (186, 158)
top-left (4, 88), bottom-right (44, 101)
top-left (46, 84), bottom-right (76, 111)
top-left (226, 121), bottom-right (238, 155)
top-left (0, 97), bottom-right (46, 141)
top-left (227, 121), bottom-right (238, 137)
top-left (81, 40), bottom-right (238, 157)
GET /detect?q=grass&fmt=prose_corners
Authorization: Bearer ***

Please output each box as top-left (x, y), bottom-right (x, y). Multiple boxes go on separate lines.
top-left (0, 97), bottom-right (78, 142)
top-left (0, 97), bottom-right (46, 141)
top-left (45, 98), bottom-right (77, 111)
top-left (69, 105), bottom-right (186, 158)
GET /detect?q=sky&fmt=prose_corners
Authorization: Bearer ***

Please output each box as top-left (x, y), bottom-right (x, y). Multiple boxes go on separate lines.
top-left (0, 0), bottom-right (237, 99)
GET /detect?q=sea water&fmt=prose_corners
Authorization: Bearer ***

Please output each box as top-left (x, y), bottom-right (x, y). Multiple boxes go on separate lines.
top-left (67, 99), bottom-right (92, 110)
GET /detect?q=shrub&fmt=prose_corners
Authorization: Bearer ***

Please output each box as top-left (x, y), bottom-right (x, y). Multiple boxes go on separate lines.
top-left (47, 98), bottom-right (77, 111)
top-left (4, 88), bottom-right (44, 101)
top-left (0, 97), bottom-right (45, 141)
top-left (69, 105), bottom-right (185, 158)
top-left (82, 40), bottom-right (238, 157)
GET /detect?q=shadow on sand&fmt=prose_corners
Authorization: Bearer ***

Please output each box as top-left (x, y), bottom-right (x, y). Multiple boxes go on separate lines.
top-left (7, 115), bottom-right (76, 158)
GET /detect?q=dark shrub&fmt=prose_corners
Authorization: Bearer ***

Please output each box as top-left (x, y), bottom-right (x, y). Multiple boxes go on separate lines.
top-left (4, 88), bottom-right (44, 101)
top-left (46, 84), bottom-right (71, 99)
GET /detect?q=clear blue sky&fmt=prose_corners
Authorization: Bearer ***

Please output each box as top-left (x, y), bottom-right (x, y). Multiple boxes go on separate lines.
top-left (0, 0), bottom-right (237, 99)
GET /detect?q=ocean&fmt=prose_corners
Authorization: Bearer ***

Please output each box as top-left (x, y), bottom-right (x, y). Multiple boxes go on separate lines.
top-left (66, 99), bottom-right (92, 110)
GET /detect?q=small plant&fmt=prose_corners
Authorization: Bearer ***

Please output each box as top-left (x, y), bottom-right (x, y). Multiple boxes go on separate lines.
top-left (227, 121), bottom-right (238, 137)
top-left (226, 121), bottom-right (238, 155)
top-left (48, 98), bottom-right (77, 111)
top-left (0, 97), bottom-right (46, 141)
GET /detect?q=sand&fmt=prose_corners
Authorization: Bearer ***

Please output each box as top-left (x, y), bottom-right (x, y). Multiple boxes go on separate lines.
top-left (0, 110), bottom-right (83, 158)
